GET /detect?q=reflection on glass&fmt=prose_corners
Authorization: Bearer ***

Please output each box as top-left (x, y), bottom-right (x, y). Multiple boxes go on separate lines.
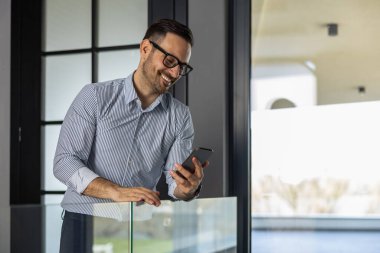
top-left (42, 125), bottom-right (65, 191)
top-left (43, 53), bottom-right (91, 121)
top-left (133, 198), bottom-right (237, 253)
top-left (97, 49), bottom-right (140, 82)
top-left (15, 198), bottom-right (235, 253)
top-left (93, 205), bottom-right (131, 253)
top-left (41, 202), bottom-right (132, 253)
top-left (251, 0), bottom-right (380, 252)
top-left (43, 0), bottom-right (91, 51)
top-left (97, 0), bottom-right (147, 47)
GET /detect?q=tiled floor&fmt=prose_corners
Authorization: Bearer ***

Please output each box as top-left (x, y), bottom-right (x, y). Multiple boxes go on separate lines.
top-left (252, 230), bottom-right (380, 253)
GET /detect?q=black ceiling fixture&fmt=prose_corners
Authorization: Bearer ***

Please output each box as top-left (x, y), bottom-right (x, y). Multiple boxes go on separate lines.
top-left (358, 86), bottom-right (366, 94)
top-left (327, 23), bottom-right (338, 36)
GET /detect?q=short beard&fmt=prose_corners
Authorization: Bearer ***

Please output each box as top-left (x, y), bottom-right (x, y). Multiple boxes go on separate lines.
top-left (141, 53), bottom-right (164, 95)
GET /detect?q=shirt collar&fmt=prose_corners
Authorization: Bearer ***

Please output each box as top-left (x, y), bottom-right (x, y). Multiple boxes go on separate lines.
top-left (124, 73), bottom-right (139, 105)
top-left (158, 93), bottom-right (169, 111)
top-left (124, 72), bottom-right (169, 112)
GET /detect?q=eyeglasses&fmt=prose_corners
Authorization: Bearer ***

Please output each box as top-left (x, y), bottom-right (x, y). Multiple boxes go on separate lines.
top-left (149, 40), bottom-right (193, 76)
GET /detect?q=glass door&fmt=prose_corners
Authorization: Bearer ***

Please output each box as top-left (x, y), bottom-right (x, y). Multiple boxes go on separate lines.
top-left (251, 1), bottom-right (380, 252)
top-left (41, 1), bottom-right (147, 252)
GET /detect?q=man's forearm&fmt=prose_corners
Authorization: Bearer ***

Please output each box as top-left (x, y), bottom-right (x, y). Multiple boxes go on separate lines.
top-left (82, 177), bottom-right (120, 201)
top-left (82, 177), bottom-right (162, 205)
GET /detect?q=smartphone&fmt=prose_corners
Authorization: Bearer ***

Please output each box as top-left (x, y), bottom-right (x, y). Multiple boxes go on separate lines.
top-left (177, 147), bottom-right (214, 176)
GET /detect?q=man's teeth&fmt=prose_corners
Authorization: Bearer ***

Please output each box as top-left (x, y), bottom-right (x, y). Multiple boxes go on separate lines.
top-left (161, 74), bottom-right (171, 83)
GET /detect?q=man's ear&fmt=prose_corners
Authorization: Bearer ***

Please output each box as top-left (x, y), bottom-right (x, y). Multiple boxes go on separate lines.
top-left (140, 39), bottom-right (151, 59)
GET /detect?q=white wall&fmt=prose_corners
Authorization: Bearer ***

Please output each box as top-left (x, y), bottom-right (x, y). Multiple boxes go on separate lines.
top-left (252, 63), bottom-right (317, 110)
top-left (0, 0), bottom-right (11, 252)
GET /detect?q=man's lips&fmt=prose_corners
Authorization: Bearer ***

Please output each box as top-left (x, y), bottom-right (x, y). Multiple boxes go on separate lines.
top-left (161, 73), bottom-right (173, 86)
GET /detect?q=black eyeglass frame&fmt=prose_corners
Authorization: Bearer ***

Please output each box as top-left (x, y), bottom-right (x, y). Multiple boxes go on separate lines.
top-left (149, 40), bottom-right (193, 76)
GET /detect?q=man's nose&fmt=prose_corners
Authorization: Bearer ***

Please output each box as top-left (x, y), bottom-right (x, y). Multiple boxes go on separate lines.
top-left (168, 65), bottom-right (181, 78)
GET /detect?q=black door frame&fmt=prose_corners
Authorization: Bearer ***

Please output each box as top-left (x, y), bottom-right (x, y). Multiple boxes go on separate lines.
top-left (228, 0), bottom-right (252, 252)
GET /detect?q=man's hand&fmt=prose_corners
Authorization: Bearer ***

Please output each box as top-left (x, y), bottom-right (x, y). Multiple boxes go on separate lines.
top-left (83, 177), bottom-right (161, 206)
top-left (111, 186), bottom-right (161, 206)
top-left (170, 157), bottom-right (209, 200)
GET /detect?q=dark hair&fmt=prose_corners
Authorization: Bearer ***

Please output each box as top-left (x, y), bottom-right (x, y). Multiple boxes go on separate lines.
top-left (143, 19), bottom-right (193, 46)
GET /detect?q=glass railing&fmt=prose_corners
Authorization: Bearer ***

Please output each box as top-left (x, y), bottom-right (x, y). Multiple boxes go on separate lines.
top-left (133, 197), bottom-right (236, 253)
top-left (10, 197), bottom-right (237, 253)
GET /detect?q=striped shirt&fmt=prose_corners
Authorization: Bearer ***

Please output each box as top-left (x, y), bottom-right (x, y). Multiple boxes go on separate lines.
top-left (54, 73), bottom-right (194, 217)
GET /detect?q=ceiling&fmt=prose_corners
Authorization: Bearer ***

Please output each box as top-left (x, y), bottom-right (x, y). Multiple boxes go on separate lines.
top-left (252, 0), bottom-right (380, 105)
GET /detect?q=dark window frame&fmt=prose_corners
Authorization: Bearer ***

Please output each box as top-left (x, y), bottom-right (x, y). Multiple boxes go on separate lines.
top-left (11, 0), bottom-right (43, 205)
top-left (227, 0), bottom-right (252, 252)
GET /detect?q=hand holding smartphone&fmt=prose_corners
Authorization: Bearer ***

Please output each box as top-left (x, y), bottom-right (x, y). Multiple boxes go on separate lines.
top-left (175, 147), bottom-right (213, 177)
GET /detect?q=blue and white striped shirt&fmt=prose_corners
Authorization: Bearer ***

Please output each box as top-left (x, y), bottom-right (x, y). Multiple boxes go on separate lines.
top-left (54, 73), bottom-right (194, 216)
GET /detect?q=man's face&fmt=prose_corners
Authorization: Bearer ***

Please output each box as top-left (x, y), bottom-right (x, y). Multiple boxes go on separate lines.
top-left (141, 33), bottom-right (192, 95)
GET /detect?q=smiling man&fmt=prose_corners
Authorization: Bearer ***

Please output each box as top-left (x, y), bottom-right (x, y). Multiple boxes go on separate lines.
top-left (54, 19), bottom-right (208, 253)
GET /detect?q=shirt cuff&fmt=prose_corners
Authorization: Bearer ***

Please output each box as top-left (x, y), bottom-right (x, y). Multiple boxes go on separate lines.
top-left (184, 184), bottom-right (202, 202)
top-left (168, 181), bottom-right (179, 200)
top-left (169, 183), bottom-right (202, 202)
top-left (67, 167), bottom-right (99, 194)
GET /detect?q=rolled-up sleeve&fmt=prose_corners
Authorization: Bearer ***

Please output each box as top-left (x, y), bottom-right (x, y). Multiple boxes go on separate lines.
top-left (53, 84), bottom-right (99, 194)
top-left (163, 107), bottom-right (194, 199)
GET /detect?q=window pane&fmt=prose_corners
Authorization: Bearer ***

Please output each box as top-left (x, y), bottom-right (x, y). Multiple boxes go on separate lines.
top-left (42, 125), bottom-right (65, 191)
top-left (43, 53), bottom-right (91, 121)
top-left (97, 49), bottom-right (139, 82)
top-left (43, 194), bottom-right (64, 205)
top-left (43, 196), bottom-right (64, 253)
top-left (251, 0), bottom-right (380, 252)
top-left (252, 103), bottom-right (380, 216)
top-left (97, 0), bottom-right (147, 47)
top-left (43, 0), bottom-right (91, 51)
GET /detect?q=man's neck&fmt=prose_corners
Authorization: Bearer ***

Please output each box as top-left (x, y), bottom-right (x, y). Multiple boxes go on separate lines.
top-left (133, 70), bottom-right (159, 109)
